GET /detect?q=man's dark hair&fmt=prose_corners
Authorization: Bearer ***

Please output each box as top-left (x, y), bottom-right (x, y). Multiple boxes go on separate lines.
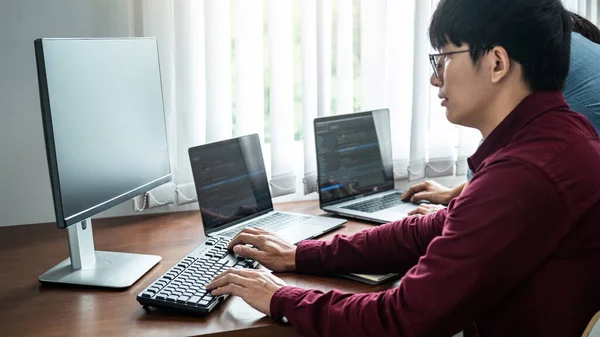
top-left (570, 11), bottom-right (600, 44)
top-left (429, 0), bottom-right (572, 92)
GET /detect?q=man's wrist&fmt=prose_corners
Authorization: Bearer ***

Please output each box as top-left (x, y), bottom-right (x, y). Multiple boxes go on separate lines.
top-left (285, 248), bottom-right (297, 271)
top-left (440, 190), bottom-right (453, 204)
top-left (446, 183), bottom-right (465, 202)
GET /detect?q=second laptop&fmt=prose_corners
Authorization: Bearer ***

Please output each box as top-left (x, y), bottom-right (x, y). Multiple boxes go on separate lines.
top-left (314, 109), bottom-right (418, 224)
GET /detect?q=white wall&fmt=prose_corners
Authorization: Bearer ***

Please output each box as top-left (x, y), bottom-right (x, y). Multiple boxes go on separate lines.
top-left (0, 0), bottom-right (137, 226)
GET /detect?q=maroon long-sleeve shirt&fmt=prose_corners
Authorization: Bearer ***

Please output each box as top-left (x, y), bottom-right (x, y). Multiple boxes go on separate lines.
top-left (270, 92), bottom-right (600, 337)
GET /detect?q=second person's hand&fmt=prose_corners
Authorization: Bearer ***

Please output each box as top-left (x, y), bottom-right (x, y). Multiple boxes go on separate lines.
top-left (407, 203), bottom-right (446, 216)
top-left (227, 227), bottom-right (297, 272)
top-left (401, 180), bottom-right (453, 204)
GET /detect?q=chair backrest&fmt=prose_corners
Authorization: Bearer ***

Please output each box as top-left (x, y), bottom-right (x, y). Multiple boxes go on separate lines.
top-left (582, 311), bottom-right (600, 337)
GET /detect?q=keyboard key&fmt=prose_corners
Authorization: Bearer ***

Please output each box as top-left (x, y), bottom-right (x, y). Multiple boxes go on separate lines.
top-left (176, 296), bottom-right (190, 303)
top-left (187, 296), bottom-right (202, 305)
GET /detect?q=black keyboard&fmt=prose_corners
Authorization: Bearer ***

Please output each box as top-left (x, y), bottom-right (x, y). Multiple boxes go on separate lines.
top-left (342, 193), bottom-right (403, 213)
top-left (137, 236), bottom-right (258, 314)
top-left (218, 212), bottom-right (310, 238)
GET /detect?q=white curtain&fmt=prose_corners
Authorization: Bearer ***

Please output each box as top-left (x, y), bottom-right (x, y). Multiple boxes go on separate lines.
top-left (130, 0), bottom-right (205, 209)
top-left (563, 0), bottom-right (600, 24)
top-left (267, 0), bottom-right (297, 197)
top-left (133, 0), bottom-right (533, 210)
top-left (301, 0), bottom-right (319, 194)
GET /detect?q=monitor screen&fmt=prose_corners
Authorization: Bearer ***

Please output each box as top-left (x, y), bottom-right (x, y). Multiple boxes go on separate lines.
top-left (314, 109), bottom-right (394, 206)
top-left (35, 38), bottom-right (171, 228)
top-left (188, 134), bottom-right (273, 234)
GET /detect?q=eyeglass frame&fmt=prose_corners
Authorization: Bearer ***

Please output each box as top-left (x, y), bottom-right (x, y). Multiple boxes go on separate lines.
top-left (429, 50), bottom-right (471, 79)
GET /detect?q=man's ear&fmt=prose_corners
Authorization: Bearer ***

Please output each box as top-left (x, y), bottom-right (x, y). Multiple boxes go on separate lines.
top-left (489, 46), bottom-right (511, 84)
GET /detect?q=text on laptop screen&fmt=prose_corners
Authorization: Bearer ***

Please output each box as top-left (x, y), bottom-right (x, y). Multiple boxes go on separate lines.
top-left (190, 135), bottom-right (273, 231)
top-left (315, 110), bottom-right (394, 205)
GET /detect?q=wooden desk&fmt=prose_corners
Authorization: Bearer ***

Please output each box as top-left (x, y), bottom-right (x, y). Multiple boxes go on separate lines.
top-left (0, 201), bottom-right (398, 337)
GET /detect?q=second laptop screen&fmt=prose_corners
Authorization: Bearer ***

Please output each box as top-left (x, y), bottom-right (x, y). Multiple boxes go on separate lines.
top-left (315, 110), bottom-right (394, 205)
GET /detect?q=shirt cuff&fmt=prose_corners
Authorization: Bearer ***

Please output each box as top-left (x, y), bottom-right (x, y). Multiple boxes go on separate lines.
top-left (270, 286), bottom-right (308, 324)
top-left (295, 239), bottom-right (327, 273)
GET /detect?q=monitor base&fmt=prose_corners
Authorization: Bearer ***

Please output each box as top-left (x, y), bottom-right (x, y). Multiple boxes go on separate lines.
top-left (38, 219), bottom-right (160, 288)
top-left (39, 250), bottom-right (161, 288)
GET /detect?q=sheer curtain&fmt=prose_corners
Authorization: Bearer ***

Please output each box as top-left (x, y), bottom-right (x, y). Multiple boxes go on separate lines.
top-left (133, 0), bottom-right (494, 210)
top-left (130, 0), bottom-right (205, 209)
top-left (564, 0), bottom-right (600, 24)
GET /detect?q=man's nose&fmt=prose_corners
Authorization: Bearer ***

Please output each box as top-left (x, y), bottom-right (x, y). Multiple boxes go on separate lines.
top-left (430, 72), bottom-right (443, 87)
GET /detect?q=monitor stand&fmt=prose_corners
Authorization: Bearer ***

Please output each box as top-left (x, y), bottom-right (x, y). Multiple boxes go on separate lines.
top-left (38, 218), bottom-right (161, 288)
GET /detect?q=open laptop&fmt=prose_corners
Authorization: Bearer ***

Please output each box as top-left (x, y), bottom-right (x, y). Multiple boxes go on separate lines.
top-left (314, 109), bottom-right (418, 224)
top-left (188, 134), bottom-right (346, 244)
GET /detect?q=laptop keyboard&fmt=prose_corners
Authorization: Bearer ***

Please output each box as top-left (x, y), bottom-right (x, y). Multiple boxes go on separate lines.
top-left (218, 212), bottom-right (310, 238)
top-left (342, 192), bottom-right (403, 213)
top-left (137, 237), bottom-right (258, 314)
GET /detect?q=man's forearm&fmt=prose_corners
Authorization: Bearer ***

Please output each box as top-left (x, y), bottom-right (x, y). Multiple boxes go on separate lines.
top-left (295, 210), bottom-right (447, 274)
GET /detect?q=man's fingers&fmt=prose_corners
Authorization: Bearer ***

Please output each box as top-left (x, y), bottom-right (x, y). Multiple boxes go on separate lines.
top-left (407, 208), bottom-right (419, 215)
top-left (207, 271), bottom-right (253, 291)
top-left (210, 267), bottom-right (262, 283)
top-left (210, 283), bottom-right (247, 297)
top-left (229, 227), bottom-right (261, 243)
top-left (408, 205), bottom-right (430, 216)
top-left (252, 227), bottom-right (274, 235)
top-left (241, 227), bottom-right (262, 235)
top-left (411, 191), bottom-right (435, 203)
top-left (209, 268), bottom-right (240, 286)
top-left (402, 182), bottom-right (427, 200)
top-left (228, 232), bottom-right (263, 249)
top-left (233, 244), bottom-right (267, 260)
top-left (424, 204), bottom-right (445, 210)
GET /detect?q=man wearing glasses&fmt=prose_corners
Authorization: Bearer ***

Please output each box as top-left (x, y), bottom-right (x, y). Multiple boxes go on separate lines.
top-left (403, 11), bottom-right (600, 216)
top-left (206, 0), bottom-right (600, 336)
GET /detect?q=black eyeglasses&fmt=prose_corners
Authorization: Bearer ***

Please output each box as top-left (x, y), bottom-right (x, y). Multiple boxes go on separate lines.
top-left (429, 50), bottom-right (471, 79)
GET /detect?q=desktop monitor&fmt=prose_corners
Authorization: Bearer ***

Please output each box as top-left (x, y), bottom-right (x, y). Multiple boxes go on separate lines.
top-left (34, 38), bottom-right (171, 288)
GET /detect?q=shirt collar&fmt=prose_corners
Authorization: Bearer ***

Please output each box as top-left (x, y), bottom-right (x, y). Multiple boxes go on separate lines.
top-left (468, 91), bottom-right (568, 173)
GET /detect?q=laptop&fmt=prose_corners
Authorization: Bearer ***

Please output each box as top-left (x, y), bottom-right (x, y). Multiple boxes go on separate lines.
top-left (314, 109), bottom-right (418, 224)
top-left (188, 134), bottom-right (346, 245)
